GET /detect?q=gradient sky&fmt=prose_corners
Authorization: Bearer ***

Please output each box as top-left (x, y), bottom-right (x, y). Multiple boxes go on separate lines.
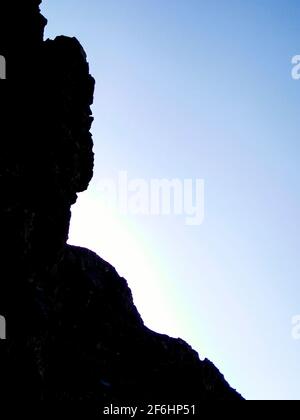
top-left (42, 0), bottom-right (300, 400)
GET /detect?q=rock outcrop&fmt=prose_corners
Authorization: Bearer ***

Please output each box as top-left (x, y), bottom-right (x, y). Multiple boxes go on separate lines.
top-left (0, 0), bottom-right (243, 404)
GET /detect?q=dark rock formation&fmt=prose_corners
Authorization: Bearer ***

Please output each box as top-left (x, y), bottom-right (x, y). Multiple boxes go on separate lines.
top-left (0, 0), bottom-right (243, 405)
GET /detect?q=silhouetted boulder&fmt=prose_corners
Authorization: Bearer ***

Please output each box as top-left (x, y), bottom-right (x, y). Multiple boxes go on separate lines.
top-left (0, 0), bottom-right (243, 404)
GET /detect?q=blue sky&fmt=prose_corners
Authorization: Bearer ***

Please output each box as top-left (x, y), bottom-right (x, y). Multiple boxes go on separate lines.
top-left (42, 0), bottom-right (300, 400)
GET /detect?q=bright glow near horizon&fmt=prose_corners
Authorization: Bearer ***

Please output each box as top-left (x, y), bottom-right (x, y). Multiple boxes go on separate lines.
top-left (43, 0), bottom-right (300, 400)
top-left (69, 190), bottom-right (181, 336)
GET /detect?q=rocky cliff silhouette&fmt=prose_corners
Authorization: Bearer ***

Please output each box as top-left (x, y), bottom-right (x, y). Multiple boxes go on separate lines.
top-left (0, 1), bottom-right (242, 403)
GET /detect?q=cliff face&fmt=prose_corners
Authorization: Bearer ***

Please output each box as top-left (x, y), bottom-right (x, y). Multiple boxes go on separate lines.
top-left (0, 1), bottom-right (242, 403)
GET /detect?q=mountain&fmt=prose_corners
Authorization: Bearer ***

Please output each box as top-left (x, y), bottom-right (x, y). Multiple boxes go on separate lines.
top-left (0, 0), bottom-right (243, 404)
